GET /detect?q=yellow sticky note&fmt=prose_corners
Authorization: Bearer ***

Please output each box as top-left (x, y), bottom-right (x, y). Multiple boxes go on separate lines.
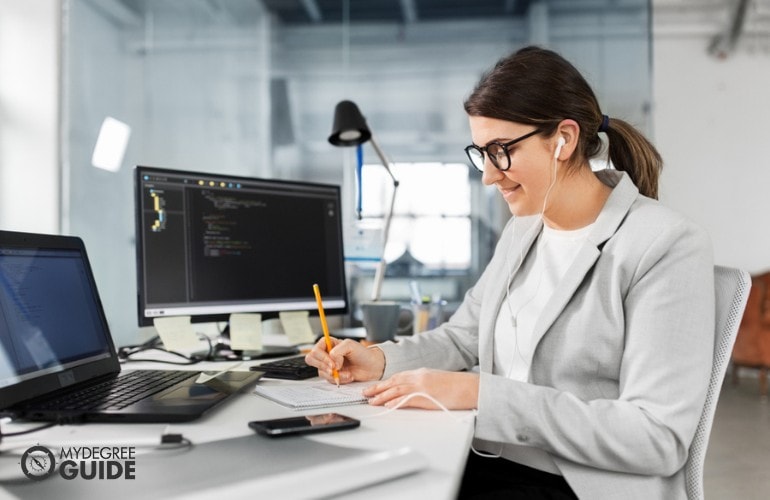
top-left (229, 313), bottom-right (263, 351)
top-left (279, 311), bottom-right (316, 345)
top-left (153, 316), bottom-right (199, 352)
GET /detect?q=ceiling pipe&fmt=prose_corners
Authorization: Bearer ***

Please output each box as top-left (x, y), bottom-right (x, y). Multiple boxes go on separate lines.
top-left (708, 0), bottom-right (751, 59)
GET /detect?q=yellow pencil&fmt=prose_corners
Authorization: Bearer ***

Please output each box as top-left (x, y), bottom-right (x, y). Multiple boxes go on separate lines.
top-left (312, 283), bottom-right (340, 387)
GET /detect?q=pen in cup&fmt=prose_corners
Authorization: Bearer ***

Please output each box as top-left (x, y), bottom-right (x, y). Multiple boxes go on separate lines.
top-left (312, 283), bottom-right (340, 387)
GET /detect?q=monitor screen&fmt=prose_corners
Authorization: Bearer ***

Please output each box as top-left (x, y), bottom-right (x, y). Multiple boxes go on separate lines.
top-left (134, 166), bottom-right (348, 326)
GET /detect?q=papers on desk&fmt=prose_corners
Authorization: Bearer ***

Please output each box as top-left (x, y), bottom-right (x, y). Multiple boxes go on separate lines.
top-left (254, 382), bottom-right (372, 410)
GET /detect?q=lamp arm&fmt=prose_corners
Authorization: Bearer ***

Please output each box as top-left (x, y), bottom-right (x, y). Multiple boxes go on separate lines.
top-left (371, 178), bottom-right (398, 301)
top-left (368, 134), bottom-right (399, 302)
top-left (369, 135), bottom-right (398, 186)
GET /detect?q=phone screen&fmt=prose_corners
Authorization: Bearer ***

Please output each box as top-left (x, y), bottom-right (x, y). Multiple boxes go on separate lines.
top-left (248, 413), bottom-right (360, 437)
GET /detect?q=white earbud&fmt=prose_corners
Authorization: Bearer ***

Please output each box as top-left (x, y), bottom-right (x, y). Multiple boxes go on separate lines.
top-left (554, 136), bottom-right (566, 159)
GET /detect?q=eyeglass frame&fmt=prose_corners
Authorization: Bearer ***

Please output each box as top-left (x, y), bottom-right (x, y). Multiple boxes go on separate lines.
top-left (464, 128), bottom-right (542, 172)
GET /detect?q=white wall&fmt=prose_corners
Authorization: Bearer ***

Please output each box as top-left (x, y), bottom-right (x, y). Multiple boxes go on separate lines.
top-left (0, 0), bottom-right (59, 233)
top-left (653, 8), bottom-right (770, 274)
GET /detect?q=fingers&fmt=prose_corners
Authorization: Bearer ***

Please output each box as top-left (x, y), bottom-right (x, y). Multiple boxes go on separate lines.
top-left (362, 369), bottom-right (451, 409)
top-left (302, 338), bottom-right (326, 367)
top-left (362, 379), bottom-right (388, 398)
top-left (364, 375), bottom-right (416, 407)
top-left (303, 338), bottom-right (364, 383)
top-left (364, 369), bottom-right (422, 396)
top-left (367, 387), bottom-right (436, 409)
top-left (304, 338), bottom-right (339, 378)
top-left (329, 339), bottom-right (361, 362)
top-left (325, 340), bottom-right (361, 382)
top-left (303, 339), bottom-right (385, 385)
top-left (367, 385), bottom-right (405, 407)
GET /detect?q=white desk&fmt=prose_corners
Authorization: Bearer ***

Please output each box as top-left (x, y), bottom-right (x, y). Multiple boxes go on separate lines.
top-left (0, 359), bottom-right (475, 500)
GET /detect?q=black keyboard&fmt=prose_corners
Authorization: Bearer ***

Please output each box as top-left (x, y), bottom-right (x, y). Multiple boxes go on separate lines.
top-left (256, 355), bottom-right (317, 380)
top-left (33, 370), bottom-right (197, 411)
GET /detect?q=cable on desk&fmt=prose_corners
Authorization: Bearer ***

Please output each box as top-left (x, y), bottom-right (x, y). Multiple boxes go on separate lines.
top-left (1, 424), bottom-right (193, 457)
top-left (117, 334), bottom-right (213, 365)
top-left (362, 391), bottom-right (476, 424)
top-left (118, 347), bottom-right (205, 365)
top-left (363, 392), bottom-right (489, 457)
top-left (0, 420), bottom-right (58, 448)
top-left (160, 433), bottom-right (194, 448)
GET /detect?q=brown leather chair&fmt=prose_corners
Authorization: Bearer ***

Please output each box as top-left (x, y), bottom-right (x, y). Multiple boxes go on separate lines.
top-left (731, 270), bottom-right (770, 396)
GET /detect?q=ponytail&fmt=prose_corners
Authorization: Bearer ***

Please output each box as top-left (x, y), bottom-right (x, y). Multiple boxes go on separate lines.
top-left (603, 118), bottom-right (662, 200)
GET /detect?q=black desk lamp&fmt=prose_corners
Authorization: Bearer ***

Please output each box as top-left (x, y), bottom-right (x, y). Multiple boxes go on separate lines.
top-left (329, 100), bottom-right (399, 302)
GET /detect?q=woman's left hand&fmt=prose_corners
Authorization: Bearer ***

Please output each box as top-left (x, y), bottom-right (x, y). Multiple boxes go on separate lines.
top-left (363, 368), bottom-right (480, 410)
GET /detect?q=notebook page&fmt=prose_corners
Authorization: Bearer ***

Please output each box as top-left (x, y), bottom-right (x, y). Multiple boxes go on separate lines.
top-left (254, 382), bottom-right (373, 410)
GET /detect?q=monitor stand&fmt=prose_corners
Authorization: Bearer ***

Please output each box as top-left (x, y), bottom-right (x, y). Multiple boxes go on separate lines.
top-left (207, 323), bottom-right (299, 361)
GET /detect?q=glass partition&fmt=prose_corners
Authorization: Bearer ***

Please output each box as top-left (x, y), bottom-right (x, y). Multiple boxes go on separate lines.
top-left (62, 0), bottom-right (652, 345)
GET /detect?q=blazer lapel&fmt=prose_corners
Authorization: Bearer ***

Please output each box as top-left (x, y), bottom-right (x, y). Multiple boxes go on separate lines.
top-left (478, 216), bottom-right (543, 373)
top-left (528, 170), bottom-right (640, 356)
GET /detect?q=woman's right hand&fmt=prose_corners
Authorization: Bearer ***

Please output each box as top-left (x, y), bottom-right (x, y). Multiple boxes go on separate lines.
top-left (304, 338), bottom-right (385, 384)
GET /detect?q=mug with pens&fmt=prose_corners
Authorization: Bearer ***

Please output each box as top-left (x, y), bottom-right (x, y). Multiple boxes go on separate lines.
top-left (409, 281), bottom-right (447, 335)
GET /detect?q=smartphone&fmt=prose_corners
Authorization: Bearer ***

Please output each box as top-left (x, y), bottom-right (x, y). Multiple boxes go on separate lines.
top-left (248, 413), bottom-right (360, 437)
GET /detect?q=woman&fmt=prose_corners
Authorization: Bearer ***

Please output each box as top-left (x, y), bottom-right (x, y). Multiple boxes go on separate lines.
top-left (306, 46), bottom-right (714, 499)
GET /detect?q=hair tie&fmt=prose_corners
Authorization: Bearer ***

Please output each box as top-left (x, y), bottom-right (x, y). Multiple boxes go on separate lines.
top-left (598, 114), bottom-right (610, 133)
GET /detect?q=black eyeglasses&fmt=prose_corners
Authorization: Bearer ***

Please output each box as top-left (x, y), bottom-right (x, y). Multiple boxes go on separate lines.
top-left (464, 129), bottom-right (541, 172)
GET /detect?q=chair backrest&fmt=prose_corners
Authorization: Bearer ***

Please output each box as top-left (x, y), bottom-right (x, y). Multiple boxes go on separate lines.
top-left (685, 265), bottom-right (751, 500)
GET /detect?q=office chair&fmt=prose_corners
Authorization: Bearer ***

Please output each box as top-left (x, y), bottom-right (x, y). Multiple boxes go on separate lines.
top-left (685, 265), bottom-right (751, 500)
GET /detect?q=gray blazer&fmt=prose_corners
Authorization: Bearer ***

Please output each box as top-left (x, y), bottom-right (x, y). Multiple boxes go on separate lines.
top-left (379, 170), bottom-right (715, 499)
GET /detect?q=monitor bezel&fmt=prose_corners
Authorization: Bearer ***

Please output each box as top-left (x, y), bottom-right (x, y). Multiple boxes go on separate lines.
top-left (133, 165), bottom-right (349, 327)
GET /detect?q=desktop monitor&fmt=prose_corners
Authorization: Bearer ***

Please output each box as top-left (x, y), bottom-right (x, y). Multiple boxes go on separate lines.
top-left (134, 166), bottom-right (348, 328)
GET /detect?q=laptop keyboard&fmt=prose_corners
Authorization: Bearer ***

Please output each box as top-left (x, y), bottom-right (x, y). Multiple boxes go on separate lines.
top-left (33, 370), bottom-right (197, 412)
top-left (258, 355), bottom-right (317, 380)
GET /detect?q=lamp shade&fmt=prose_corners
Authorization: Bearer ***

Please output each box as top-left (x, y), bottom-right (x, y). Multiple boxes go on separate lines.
top-left (328, 100), bottom-right (372, 146)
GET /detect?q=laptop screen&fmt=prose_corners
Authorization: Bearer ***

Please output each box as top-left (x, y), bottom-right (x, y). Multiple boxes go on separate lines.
top-left (0, 247), bottom-right (112, 390)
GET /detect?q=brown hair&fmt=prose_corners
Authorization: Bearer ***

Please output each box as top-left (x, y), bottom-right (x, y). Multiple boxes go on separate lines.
top-left (464, 46), bottom-right (662, 199)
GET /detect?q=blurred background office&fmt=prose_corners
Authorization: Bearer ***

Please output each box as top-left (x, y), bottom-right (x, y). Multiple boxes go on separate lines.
top-left (0, 6), bottom-right (764, 335)
top-left (1, 0), bottom-right (769, 497)
top-left (2, 0), bottom-right (769, 340)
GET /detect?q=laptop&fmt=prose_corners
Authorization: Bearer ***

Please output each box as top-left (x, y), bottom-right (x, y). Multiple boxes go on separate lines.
top-left (0, 230), bottom-right (263, 423)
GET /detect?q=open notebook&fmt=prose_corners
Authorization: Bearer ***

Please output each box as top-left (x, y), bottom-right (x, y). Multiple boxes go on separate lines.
top-left (253, 381), bottom-right (373, 410)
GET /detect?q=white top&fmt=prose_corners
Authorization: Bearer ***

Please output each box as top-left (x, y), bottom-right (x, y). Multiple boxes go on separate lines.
top-left (491, 221), bottom-right (593, 473)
